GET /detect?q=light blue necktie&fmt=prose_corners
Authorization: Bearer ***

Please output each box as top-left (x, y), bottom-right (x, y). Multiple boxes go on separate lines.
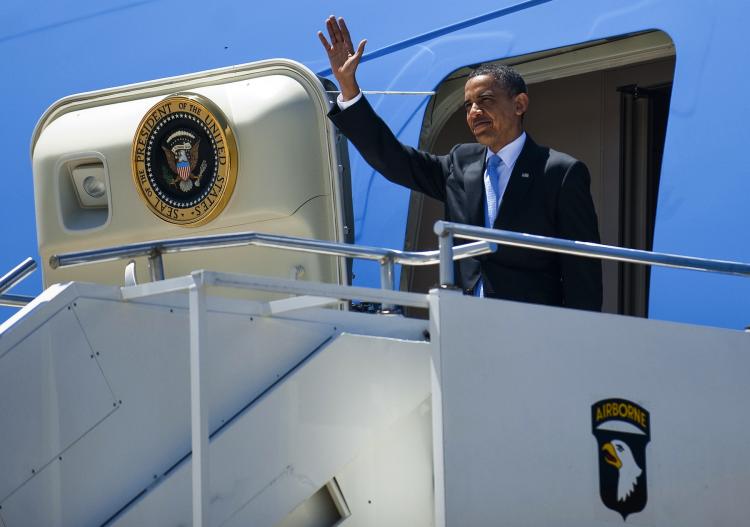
top-left (477, 154), bottom-right (503, 297)
top-left (484, 154), bottom-right (503, 228)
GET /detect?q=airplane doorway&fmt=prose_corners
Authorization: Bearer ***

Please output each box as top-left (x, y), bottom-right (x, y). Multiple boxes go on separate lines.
top-left (404, 31), bottom-right (675, 316)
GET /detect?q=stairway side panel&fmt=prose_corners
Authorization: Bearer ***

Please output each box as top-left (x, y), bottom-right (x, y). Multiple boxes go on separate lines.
top-left (435, 293), bottom-right (750, 526)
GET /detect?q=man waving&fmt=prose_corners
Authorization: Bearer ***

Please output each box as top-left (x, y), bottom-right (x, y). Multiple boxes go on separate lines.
top-left (319, 16), bottom-right (602, 311)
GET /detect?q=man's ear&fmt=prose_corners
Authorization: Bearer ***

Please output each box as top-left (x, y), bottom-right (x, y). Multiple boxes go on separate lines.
top-left (515, 93), bottom-right (529, 116)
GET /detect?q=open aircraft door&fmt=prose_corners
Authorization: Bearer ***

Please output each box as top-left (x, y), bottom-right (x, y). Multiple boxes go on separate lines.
top-left (31, 59), bottom-right (353, 291)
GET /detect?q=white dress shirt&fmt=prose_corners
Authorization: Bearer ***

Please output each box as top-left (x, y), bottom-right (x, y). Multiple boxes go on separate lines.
top-left (337, 91), bottom-right (363, 110)
top-left (484, 131), bottom-right (526, 222)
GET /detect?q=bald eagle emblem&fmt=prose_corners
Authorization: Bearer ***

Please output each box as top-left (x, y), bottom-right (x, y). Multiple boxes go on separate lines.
top-left (161, 130), bottom-right (208, 192)
top-left (592, 399), bottom-right (650, 520)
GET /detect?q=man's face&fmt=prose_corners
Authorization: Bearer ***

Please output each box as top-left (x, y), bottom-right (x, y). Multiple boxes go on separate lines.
top-left (464, 75), bottom-right (528, 152)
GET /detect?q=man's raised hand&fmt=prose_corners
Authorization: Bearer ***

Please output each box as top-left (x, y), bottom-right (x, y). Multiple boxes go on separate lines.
top-left (318, 16), bottom-right (367, 101)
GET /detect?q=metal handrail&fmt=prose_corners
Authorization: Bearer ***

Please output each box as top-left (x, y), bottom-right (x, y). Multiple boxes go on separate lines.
top-left (0, 258), bottom-right (37, 296)
top-left (50, 231), bottom-right (492, 269)
top-left (0, 294), bottom-right (36, 308)
top-left (434, 221), bottom-right (750, 287)
top-left (50, 231), bottom-right (496, 297)
top-left (15, 219), bottom-right (750, 309)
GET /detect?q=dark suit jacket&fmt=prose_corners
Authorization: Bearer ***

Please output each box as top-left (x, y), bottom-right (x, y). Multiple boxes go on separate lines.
top-left (329, 96), bottom-right (603, 311)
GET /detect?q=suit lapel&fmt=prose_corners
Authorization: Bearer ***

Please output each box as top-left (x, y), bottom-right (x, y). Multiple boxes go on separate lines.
top-left (496, 136), bottom-right (537, 228)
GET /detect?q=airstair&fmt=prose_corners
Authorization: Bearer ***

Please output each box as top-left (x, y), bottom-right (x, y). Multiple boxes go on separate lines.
top-left (2, 224), bottom-right (750, 527)
top-left (0, 271), bottom-right (431, 526)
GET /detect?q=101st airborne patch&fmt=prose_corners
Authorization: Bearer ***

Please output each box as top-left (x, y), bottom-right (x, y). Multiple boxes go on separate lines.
top-left (132, 94), bottom-right (238, 226)
top-left (591, 398), bottom-right (651, 521)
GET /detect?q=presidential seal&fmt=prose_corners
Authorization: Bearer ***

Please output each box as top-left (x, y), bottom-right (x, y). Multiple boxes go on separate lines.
top-left (132, 94), bottom-right (237, 226)
top-left (591, 398), bottom-right (651, 521)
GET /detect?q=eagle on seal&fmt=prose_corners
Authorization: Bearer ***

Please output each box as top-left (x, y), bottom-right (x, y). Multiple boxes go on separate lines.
top-left (162, 138), bottom-right (201, 192)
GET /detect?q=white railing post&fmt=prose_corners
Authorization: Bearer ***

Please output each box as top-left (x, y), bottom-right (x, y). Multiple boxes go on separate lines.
top-left (435, 222), bottom-right (455, 288)
top-left (379, 255), bottom-right (396, 312)
top-left (189, 272), bottom-right (209, 527)
top-left (149, 249), bottom-right (165, 281)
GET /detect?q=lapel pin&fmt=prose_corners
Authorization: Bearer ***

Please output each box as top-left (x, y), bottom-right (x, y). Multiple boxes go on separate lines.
top-left (521, 172), bottom-right (530, 178)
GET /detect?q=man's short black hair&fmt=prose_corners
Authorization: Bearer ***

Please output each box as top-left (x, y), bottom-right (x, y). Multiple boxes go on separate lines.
top-left (468, 64), bottom-right (527, 96)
